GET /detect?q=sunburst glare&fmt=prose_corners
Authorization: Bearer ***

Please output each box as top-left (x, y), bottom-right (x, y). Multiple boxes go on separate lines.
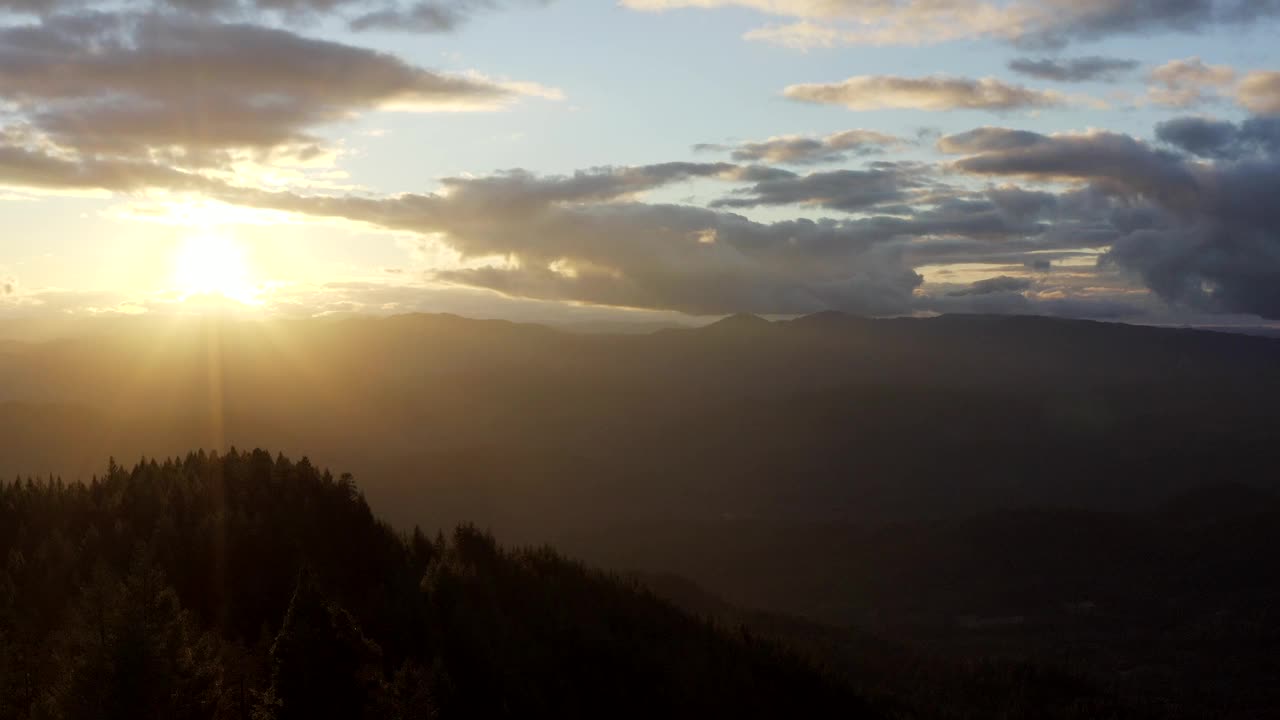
top-left (173, 233), bottom-right (258, 304)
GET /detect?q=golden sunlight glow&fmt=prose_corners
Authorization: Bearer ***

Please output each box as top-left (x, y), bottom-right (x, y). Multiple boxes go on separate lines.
top-left (173, 233), bottom-right (258, 304)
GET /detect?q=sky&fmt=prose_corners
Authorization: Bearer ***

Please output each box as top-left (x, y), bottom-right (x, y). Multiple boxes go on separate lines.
top-left (1, 0), bottom-right (1279, 327)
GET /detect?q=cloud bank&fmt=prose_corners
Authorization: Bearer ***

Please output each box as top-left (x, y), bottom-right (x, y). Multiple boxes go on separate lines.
top-left (0, 13), bottom-right (553, 172)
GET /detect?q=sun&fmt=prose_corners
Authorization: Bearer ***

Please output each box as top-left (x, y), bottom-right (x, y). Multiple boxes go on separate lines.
top-left (173, 233), bottom-right (257, 303)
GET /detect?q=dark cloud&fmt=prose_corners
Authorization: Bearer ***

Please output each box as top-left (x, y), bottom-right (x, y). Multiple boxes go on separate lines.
top-left (710, 163), bottom-right (935, 212)
top-left (1155, 117), bottom-right (1244, 158)
top-left (348, 0), bottom-right (551, 33)
top-left (946, 128), bottom-right (1199, 206)
top-left (784, 75), bottom-right (1066, 111)
top-left (947, 275), bottom-right (1033, 296)
top-left (1156, 116), bottom-right (1280, 159)
top-left (1007, 56), bottom-right (1138, 83)
top-left (427, 206), bottom-right (927, 315)
top-left (986, 185), bottom-right (1059, 222)
top-left (1016, 0), bottom-right (1280, 48)
top-left (945, 122), bottom-right (1280, 319)
top-left (905, 194), bottom-right (1049, 238)
top-left (0, 14), bottom-right (528, 166)
top-left (429, 162), bottom-right (739, 209)
top-left (1100, 158), bottom-right (1280, 318)
top-left (937, 127), bottom-right (1051, 154)
top-left (696, 129), bottom-right (901, 165)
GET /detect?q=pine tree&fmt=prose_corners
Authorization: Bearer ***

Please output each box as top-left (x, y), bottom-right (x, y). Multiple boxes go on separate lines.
top-left (51, 559), bottom-right (223, 720)
top-left (256, 570), bottom-right (383, 720)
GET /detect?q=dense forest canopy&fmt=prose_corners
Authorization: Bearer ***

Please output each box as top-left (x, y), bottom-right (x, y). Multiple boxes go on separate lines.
top-left (0, 450), bottom-right (863, 719)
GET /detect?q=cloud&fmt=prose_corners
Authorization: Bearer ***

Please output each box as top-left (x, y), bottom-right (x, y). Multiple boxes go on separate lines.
top-left (187, 163), bottom-right (934, 315)
top-left (1237, 71), bottom-right (1280, 114)
top-left (784, 75), bottom-right (1067, 111)
top-left (710, 162), bottom-right (935, 212)
top-left (1007, 56), bottom-right (1138, 83)
top-left (9, 80), bottom-right (1275, 324)
top-left (0, 0), bottom-right (553, 34)
top-left (1141, 62), bottom-right (1280, 114)
top-left (622, 0), bottom-right (1280, 49)
top-left (1155, 116), bottom-right (1280, 159)
top-left (945, 128), bottom-right (1197, 204)
top-left (423, 162), bottom-right (741, 207)
top-left (937, 127), bottom-right (1052, 154)
top-left (0, 14), bottom-right (543, 169)
top-left (985, 184), bottom-right (1059, 222)
top-left (942, 123), bottom-right (1280, 319)
top-left (1145, 57), bottom-right (1236, 108)
top-left (197, 156), bottom-right (1149, 318)
top-left (1015, 0), bottom-right (1280, 48)
top-left (947, 275), bottom-right (1032, 296)
top-left (0, 144), bottom-right (219, 192)
top-left (917, 266), bottom-right (1151, 318)
top-left (626, 0), bottom-right (1019, 48)
top-left (696, 129), bottom-right (901, 165)
top-left (109, 141), bottom-right (1175, 321)
top-left (348, 0), bottom-right (551, 32)
top-left (620, 0), bottom-right (864, 18)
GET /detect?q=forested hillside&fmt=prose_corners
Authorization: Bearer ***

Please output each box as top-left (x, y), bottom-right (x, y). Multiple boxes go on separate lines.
top-left (0, 450), bottom-right (860, 719)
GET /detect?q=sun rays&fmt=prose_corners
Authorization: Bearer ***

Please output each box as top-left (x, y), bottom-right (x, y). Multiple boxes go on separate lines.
top-left (173, 233), bottom-right (259, 305)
